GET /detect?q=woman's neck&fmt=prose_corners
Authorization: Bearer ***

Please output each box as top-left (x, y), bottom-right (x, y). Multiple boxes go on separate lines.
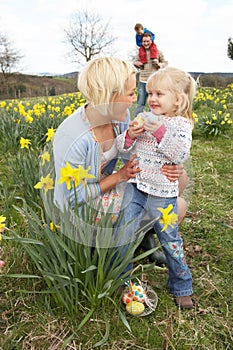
top-left (85, 104), bottom-right (111, 128)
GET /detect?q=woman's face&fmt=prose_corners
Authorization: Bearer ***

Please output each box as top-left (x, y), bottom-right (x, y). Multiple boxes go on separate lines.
top-left (111, 74), bottom-right (137, 121)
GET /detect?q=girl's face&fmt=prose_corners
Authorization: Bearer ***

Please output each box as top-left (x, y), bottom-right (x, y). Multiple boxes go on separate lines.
top-left (111, 74), bottom-right (137, 121)
top-left (147, 87), bottom-right (179, 117)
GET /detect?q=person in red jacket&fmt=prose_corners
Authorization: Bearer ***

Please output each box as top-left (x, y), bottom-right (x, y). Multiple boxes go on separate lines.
top-left (138, 32), bottom-right (159, 68)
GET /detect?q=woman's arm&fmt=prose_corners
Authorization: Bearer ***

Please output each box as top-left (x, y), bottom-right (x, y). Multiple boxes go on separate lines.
top-left (99, 154), bottom-right (140, 194)
top-left (161, 163), bottom-right (186, 184)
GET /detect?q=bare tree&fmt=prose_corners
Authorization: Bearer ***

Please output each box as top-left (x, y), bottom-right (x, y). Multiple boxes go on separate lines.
top-left (227, 37), bottom-right (233, 60)
top-left (0, 32), bottom-right (22, 77)
top-left (64, 10), bottom-right (116, 66)
top-left (0, 32), bottom-right (22, 96)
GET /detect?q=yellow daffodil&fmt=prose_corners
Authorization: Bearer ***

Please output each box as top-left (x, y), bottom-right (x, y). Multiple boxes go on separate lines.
top-left (46, 128), bottom-right (56, 142)
top-left (77, 165), bottom-right (95, 185)
top-left (34, 174), bottom-right (54, 194)
top-left (25, 115), bottom-right (34, 124)
top-left (20, 137), bottom-right (31, 149)
top-left (62, 106), bottom-right (73, 117)
top-left (58, 162), bottom-right (77, 190)
top-left (40, 151), bottom-right (51, 166)
top-left (0, 215), bottom-right (6, 233)
top-left (58, 162), bottom-right (95, 190)
top-left (49, 222), bottom-right (60, 231)
top-left (158, 204), bottom-right (178, 232)
top-left (0, 101), bottom-right (6, 108)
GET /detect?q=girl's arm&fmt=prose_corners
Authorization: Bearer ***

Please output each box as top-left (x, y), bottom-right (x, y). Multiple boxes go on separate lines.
top-left (145, 117), bottom-right (192, 164)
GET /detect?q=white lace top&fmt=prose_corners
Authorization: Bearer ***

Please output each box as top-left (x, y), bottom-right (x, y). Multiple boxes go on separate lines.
top-left (117, 116), bottom-right (192, 198)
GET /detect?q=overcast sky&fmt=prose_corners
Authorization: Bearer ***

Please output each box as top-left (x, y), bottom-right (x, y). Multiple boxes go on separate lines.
top-left (0, 0), bottom-right (232, 74)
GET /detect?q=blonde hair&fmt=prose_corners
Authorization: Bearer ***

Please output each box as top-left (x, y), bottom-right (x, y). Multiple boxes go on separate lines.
top-left (146, 67), bottom-right (196, 123)
top-left (78, 57), bottom-right (136, 108)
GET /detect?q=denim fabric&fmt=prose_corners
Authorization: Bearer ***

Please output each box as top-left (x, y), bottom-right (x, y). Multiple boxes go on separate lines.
top-left (118, 183), bottom-right (193, 297)
top-left (135, 81), bottom-right (148, 115)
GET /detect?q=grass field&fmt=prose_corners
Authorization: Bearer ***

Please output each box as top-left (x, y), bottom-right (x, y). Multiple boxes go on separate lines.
top-left (0, 87), bottom-right (233, 349)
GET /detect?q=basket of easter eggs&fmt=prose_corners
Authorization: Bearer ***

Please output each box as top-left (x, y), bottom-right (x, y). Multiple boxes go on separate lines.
top-left (121, 280), bottom-right (158, 317)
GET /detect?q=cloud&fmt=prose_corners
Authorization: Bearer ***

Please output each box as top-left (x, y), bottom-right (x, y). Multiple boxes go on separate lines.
top-left (0, 0), bottom-right (232, 73)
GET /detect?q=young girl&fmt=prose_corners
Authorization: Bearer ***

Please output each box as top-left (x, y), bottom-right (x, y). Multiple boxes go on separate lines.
top-left (117, 67), bottom-right (196, 309)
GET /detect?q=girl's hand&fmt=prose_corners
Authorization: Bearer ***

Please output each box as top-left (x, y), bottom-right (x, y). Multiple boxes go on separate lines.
top-left (118, 154), bottom-right (141, 182)
top-left (144, 118), bottom-right (163, 133)
top-left (128, 120), bottom-right (145, 139)
top-left (161, 163), bottom-right (184, 182)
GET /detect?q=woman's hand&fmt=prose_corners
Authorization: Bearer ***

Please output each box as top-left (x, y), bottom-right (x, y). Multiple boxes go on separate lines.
top-left (117, 154), bottom-right (141, 182)
top-left (161, 163), bottom-right (184, 182)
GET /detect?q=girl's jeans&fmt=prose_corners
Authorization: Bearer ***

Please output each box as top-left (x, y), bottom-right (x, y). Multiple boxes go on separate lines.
top-left (119, 183), bottom-right (193, 297)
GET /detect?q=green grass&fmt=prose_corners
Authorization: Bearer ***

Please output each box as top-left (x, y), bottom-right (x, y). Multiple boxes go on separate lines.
top-left (0, 101), bottom-right (233, 349)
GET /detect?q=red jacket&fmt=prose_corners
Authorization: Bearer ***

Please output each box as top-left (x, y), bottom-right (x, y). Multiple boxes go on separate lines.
top-left (139, 42), bottom-right (158, 63)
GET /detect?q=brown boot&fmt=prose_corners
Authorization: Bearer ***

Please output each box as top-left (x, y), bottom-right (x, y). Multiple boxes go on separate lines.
top-left (174, 296), bottom-right (193, 309)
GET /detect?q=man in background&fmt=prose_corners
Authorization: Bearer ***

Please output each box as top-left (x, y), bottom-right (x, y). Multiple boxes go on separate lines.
top-left (134, 32), bottom-right (168, 115)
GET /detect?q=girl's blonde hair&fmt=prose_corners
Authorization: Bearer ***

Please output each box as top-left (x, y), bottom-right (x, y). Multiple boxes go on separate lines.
top-left (146, 67), bottom-right (196, 122)
top-left (78, 57), bottom-right (136, 107)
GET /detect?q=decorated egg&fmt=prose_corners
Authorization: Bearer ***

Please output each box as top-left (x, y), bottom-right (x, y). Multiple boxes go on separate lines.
top-left (130, 283), bottom-right (146, 303)
top-left (121, 292), bottom-right (133, 304)
top-left (146, 112), bottom-right (158, 122)
top-left (134, 113), bottom-right (145, 126)
top-left (126, 301), bottom-right (145, 315)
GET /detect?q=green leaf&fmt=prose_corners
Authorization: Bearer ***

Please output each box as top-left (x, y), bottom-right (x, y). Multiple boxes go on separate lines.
top-left (93, 314), bottom-right (110, 348)
top-left (1, 274), bottom-right (41, 279)
top-left (81, 265), bottom-right (97, 273)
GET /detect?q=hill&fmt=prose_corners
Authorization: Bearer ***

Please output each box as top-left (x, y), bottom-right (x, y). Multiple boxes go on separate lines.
top-left (1, 71), bottom-right (233, 101)
top-left (189, 72), bottom-right (233, 87)
top-left (0, 72), bottom-right (78, 100)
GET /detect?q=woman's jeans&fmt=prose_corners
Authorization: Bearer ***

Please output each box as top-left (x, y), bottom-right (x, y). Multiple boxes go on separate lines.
top-left (118, 183), bottom-right (193, 297)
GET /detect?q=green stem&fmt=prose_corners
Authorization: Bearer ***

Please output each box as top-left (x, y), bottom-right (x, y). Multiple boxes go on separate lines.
top-left (77, 307), bottom-right (96, 331)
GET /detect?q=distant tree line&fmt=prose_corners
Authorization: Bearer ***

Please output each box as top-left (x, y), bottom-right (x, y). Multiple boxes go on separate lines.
top-left (0, 73), bottom-right (77, 100)
top-left (190, 72), bottom-right (233, 88)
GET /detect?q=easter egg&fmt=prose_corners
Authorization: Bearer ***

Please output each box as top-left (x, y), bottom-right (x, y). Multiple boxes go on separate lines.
top-left (134, 113), bottom-right (145, 126)
top-left (130, 283), bottom-right (146, 303)
top-left (146, 112), bottom-right (158, 122)
top-left (126, 301), bottom-right (145, 315)
top-left (121, 292), bottom-right (133, 304)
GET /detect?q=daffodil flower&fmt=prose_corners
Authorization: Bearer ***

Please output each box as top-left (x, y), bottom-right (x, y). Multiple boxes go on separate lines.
top-left (40, 151), bottom-right (51, 166)
top-left (0, 215), bottom-right (6, 233)
top-left (34, 174), bottom-right (54, 194)
top-left (46, 128), bottom-right (56, 142)
top-left (58, 162), bottom-right (95, 190)
top-left (77, 165), bottom-right (95, 185)
top-left (49, 222), bottom-right (60, 231)
top-left (58, 162), bottom-right (78, 190)
top-left (158, 204), bottom-right (178, 232)
top-left (20, 137), bottom-right (31, 149)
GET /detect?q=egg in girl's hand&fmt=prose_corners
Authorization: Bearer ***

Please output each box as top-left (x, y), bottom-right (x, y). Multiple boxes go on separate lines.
top-left (134, 113), bottom-right (146, 126)
top-left (126, 301), bottom-right (145, 315)
top-left (145, 112), bottom-right (159, 122)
